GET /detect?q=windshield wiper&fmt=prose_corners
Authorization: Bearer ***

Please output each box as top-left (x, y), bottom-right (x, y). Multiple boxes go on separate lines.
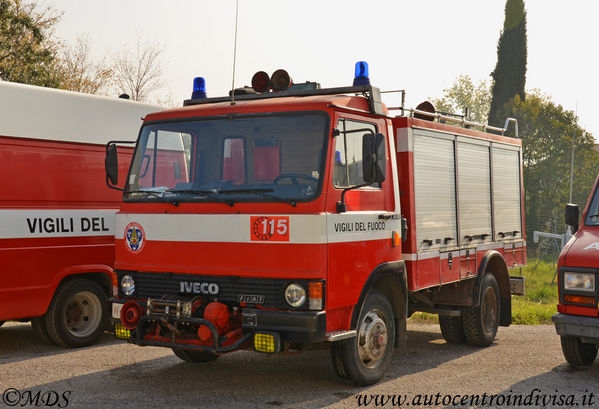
top-left (167, 189), bottom-right (235, 207)
top-left (127, 190), bottom-right (180, 207)
top-left (217, 188), bottom-right (297, 207)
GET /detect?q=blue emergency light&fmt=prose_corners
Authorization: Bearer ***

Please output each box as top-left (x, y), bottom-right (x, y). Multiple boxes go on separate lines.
top-left (353, 61), bottom-right (370, 86)
top-left (191, 77), bottom-right (207, 99)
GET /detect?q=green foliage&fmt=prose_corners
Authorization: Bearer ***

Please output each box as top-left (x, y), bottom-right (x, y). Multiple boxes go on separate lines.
top-left (431, 74), bottom-right (491, 125)
top-left (511, 260), bottom-right (558, 324)
top-left (504, 91), bottom-right (599, 240)
top-left (0, 0), bottom-right (63, 87)
top-left (488, 0), bottom-right (527, 127)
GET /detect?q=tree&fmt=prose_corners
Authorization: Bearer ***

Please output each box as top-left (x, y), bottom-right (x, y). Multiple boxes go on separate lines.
top-left (111, 37), bottom-right (165, 102)
top-left (488, 0), bottom-right (527, 127)
top-left (432, 74), bottom-right (491, 125)
top-left (0, 0), bottom-right (63, 87)
top-left (58, 35), bottom-right (113, 94)
top-left (503, 92), bottom-right (599, 240)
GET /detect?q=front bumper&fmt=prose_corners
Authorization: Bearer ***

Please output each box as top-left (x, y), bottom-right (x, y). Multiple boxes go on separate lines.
top-left (552, 313), bottom-right (599, 343)
top-left (113, 298), bottom-right (327, 352)
top-left (241, 307), bottom-right (326, 344)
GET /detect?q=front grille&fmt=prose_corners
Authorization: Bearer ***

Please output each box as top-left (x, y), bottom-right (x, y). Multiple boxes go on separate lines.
top-left (117, 270), bottom-right (320, 310)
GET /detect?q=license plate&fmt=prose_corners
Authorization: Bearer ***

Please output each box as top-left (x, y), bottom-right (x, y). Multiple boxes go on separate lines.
top-left (112, 302), bottom-right (124, 319)
top-left (242, 312), bottom-right (257, 327)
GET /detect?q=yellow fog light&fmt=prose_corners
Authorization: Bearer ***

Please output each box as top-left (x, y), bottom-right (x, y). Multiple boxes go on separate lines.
top-left (254, 332), bottom-right (280, 353)
top-left (114, 322), bottom-right (131, 339)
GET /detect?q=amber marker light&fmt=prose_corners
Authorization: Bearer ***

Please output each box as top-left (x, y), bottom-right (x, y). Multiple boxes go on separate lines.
top-left (308, 281), bottom-right (323, 310)
top-left (564, 295), bottom-right (596, 305)
top-left (393, 231), bottom-right (401, 247)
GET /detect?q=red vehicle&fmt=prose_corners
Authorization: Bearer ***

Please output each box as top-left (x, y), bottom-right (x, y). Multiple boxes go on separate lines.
top-left (553, 177), bottom-right (599, 366)
top-left (0, 81), bottom-right (159, 347)
top-left (107, 63), bottom-right (526, 385)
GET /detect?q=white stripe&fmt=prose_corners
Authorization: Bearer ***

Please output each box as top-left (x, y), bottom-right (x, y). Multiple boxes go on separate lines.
top-left (116, 212), bottom-right (401, 244)
top-left (476, 242), bottom-right (505, 251)
top-left (0, 209), bottom-right (116, 239)
top-left (387, 123), bottom-right (402, 216)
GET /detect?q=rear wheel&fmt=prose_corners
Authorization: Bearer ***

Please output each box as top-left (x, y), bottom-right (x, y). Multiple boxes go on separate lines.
top-left (560, 336), bottom-right (598, 367)
top-left (172, 347), bottom-right (219, 363)
top-left (31, 316), bottom-right (56, 345)
top-left (334, 290), bottom-right (395, 386)
top-left (45, 279), bottom-right (108, 347)
top-left (462, 273), bottom-right (500, 347)
top-left (439, 315), bottom-right (466, 344)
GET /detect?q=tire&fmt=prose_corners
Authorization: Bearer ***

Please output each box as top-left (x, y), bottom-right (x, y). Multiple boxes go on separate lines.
top-left (31, 316), bottom-right (57, 345)
top-left (462, 273), bottom-right (500, 347)
top-left (336, 290), bottom-right (395, 386)
top-left (172, 347), bottom-right (219, 363)
top-left (44, 279), bottom-right (108, 348)
top-left (439, 315), bottom-right (466, 344)
top-left (560, 336), bottom-right (598, 367)
top-left (330, 341), bottom-right (351, 380)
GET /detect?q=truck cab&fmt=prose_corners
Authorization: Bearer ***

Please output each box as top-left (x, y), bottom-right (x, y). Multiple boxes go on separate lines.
top-left (553, 175), bottom-right (599, 366)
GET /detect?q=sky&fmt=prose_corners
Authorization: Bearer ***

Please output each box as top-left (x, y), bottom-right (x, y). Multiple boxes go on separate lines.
top-left (42, 0), bottom-right (599, 139)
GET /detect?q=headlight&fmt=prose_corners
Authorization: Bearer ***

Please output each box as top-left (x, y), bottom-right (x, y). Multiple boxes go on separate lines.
top-left (121, 275), bottom-right (136, 296)
top-left (285, 283), bottom-right (306, 307)
top-left (564, 272), bottom-right (595, 292)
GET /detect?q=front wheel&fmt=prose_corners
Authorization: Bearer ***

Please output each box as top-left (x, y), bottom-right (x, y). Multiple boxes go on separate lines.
top-left (333, 290), bottom-right (395, 386)
top-left (560, 336), bottom-right (598, 367)
top-left (462, 273), bottom-right (500, 347)
top-left (44, 279), bottom-right (108, 348)
top-left (172, 347), bottom-right (219, 363)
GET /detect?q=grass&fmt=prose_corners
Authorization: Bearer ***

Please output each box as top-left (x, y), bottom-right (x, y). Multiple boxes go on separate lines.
top-left (408, 259), bottom-right (558, 325)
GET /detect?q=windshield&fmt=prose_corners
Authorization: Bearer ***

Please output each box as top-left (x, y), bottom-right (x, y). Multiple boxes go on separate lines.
top-left (585, 183), bottom-right (599, 226)
top-left (125, 113), bottom-right (328, 204)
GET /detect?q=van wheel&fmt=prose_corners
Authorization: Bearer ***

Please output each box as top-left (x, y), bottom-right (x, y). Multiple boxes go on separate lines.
top-left (462, 273), bottom-right (500, 347)
top-left (439, 315), bottom-right (466, 344)
top-left (561, 336), bottom-right (598, 367)
top-left (172, 347), bottom-right (219, 362)
top-left (45, 279), bottom-right (108, 348)
top-left (337, 290), bottom-right (395, 386)
top-left (31, 316), bottom-right (56, 345)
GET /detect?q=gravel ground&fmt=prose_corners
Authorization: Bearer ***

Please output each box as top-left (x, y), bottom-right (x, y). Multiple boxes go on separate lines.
top-left (0, 321), bottom-right (598, 408)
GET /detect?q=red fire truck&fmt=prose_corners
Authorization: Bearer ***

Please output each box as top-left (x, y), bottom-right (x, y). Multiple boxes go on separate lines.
top-left (107, 63), bottom-right (526, 385)
top-left (553, 178), bottom-right (599, 367)
top-left (0, 81), bottom-right (159, 347)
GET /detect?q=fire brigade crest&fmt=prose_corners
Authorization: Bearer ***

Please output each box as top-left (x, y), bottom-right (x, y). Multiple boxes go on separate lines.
top-left (124, 222), bottom-right (145, 253)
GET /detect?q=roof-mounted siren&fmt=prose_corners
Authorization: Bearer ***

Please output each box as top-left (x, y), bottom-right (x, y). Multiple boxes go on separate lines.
top-left (353, 61), bottom-right (370, 86)
top-left (414, 101), bottom-right (436, 121)
top-left (191, 77), bottom-right (207, 99)
top-left (271, 69), bottom-right (293, 92)
top-left (251, 71), bottom-right (271, 93)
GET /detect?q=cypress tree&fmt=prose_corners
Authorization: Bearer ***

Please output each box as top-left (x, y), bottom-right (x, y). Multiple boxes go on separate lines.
top-left (488, 0), bottom-right (527, 127)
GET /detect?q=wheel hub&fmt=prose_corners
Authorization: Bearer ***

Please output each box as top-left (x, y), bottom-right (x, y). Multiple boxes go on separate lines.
top-left (358, 310), bottom-right (388, 369)
top-left (64, 291), bottom-right (102, 338)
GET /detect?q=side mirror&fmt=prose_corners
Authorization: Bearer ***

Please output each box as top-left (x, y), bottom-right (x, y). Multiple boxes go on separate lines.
top-left (362, 133), bottom-right (386, 184)
top-left (105, 143), bottom-right (119, 188)
top-left (565, 203), bottom-right (579, 232)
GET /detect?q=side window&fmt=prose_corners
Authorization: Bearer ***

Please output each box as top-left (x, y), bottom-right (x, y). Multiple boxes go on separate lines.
top-left (333, 119), bottom-right (377, 188)
top-left (138, 130), bottom-right (191, 189)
